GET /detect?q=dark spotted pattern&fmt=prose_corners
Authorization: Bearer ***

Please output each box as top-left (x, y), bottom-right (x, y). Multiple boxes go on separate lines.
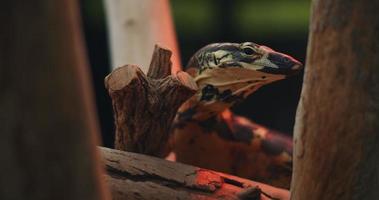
top-left (198, 117), bottom-right (231, 137)
top-left (222, 91), bottom-right (245, 104)
top-left (231, 124), bottom-right (254, 144)
top-left (261, 133), bottom-right (293, 155)
top-left (173, 107), bottom-right (198, 129)
top-left (261, 139), bottom-right (285, 156)
top-left (205, 43), bottom-right (240, 53)
top-left (177, 106), bottom-right (197, 121)
top-left (200, 84), bottom-right (219, 101)
top-left (185, 43), bottom-right (250, 74)
top-left (218, 90), bottom-right (232, 101)
top-left (218, 62), bottom-right (243, 68)
top-left (198, 66), bottom-right (213, 74)
top-left (200, 84), bottom-right (244, 104)
top-left (197, 116), bottom-right (253, 144)
top-left (186, 42), bottom-right (302, 79)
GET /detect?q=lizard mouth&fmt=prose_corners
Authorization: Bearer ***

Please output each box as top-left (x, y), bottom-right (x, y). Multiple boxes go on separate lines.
top-left (258, 64), bottom-right (302, 76)
top-left (257, 52), bottom-right (303, 76)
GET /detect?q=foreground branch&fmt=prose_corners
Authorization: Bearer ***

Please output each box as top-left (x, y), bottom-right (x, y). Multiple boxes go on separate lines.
top-left (0, 1), bottom-right (108, 199)
top-left (105, 45), bottom-right (197, 156)
top-left (100, 147), bottom-right (289, 200)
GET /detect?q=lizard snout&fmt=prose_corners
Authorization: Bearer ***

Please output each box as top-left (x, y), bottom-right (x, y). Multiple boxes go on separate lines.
top-left (260, 52), bottom-right (303, 76)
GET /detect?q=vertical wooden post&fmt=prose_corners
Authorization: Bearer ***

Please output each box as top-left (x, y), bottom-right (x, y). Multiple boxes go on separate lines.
top-left (291, 0), bottom-right (379, 199)
top-left (0, 1), bottom-right (108, 199)
top-left (104, 0), bottom-right (181, 73)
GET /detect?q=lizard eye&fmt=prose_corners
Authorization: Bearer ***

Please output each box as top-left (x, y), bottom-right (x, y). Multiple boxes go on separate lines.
top-left (242, 47), bottom-right (255, 55)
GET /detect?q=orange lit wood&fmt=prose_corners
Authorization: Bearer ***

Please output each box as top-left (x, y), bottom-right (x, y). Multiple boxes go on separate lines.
top-left (104, 0), bottom-right (181, 73)
top-left (105, 45), bottom-right (197, 156)
top-left (291, 0), bottom-right (379, 199)
top-left (100, 147), bottom-right (289, 200)
top-left (0, 0), bottom-right (108, 199)
top-left (173, 109), bottom-right (293, 189)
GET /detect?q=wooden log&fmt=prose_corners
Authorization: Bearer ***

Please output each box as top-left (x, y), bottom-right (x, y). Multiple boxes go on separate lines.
top-left (105, 45), bottom-right (197, 156)
top-left (291, 0), bottom-right (379, 199)
top-left (0, 0), bottom-right (109, 199)
top-left (104, 0), bottom-right (181, 73)
top-left (99, 147), bottom-right (290, 200)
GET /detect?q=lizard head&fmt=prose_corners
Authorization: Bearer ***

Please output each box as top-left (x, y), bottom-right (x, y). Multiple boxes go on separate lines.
top-left (186, 42), bottom-right (302, 101)
top-left (187, 42), bottom-right (302, 76)
top-left (183, 42), bottom-right (303, 118)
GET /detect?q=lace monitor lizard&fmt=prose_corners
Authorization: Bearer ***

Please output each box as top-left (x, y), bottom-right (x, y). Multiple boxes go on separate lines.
top-left (171, 42), bottom-right (303, 189)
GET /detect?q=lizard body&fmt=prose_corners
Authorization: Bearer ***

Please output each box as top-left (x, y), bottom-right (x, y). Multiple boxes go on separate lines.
top-left (171, 42), bottom-right (302, 189)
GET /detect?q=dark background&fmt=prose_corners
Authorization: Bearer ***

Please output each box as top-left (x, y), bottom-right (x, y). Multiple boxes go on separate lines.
top-left (79, 0), bottom-right (310, 147)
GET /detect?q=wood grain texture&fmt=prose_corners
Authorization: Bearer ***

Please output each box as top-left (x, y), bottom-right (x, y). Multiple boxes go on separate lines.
top-left (100, 147), bottom-right (290, 200)
top-left (147, 45), bottom-right (172, 79)
top-left (0, 0), bottom-right (108, 199)
top-left (291, 0), bottom-right (379, 199)
top-left (105, 45), bottom-right (197, 156)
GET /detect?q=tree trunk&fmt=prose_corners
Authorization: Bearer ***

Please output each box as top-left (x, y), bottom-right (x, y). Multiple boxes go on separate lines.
top-left (100, 147), bottom-right (290, 200)
top-left (291, 0), bottom-right (379, 199)
top-left (0, 1), bottom-right (108, 199)
top-left (104, 0), bottom-right (181, 73)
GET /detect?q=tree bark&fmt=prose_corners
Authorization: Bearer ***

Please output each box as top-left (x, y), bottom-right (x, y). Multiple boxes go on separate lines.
top-left (104, 0), bottom-right (181, 73)
top-left (100, 147), bottom-right (290, 200)
top-left (105, 45), bottom-right (197, 156)
top-left (0, 0), bottom-right (109, 199)
top-left (291, 0), bottom-right (379, 199)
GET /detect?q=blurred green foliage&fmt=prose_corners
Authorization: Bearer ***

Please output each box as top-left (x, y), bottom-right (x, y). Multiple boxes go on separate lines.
top-left (171, 0), bottom-right (216, 37)
top-left (235, 1), bottom-right (310, 35)
top-left (171, 0), bottom-right (310, 38)
top-left (81, 0), bottom-right (311, 39)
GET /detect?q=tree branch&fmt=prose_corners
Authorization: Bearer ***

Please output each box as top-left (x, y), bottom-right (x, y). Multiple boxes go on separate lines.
top-left (100, 147), bottom-right (289, 200)
top-left (105, 45), bottom-right (197, 156)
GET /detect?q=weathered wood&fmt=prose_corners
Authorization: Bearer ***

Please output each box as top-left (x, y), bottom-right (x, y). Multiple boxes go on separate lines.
top-left (0, 0), bottom-right (108, 199)
top-left (104, 0), bottom-right (181, 73)
top-left (147, 45), bottom-right (172, 79)
top-left (105, 45), bottom-right (197, 156)
top-left (291, 0), bottom-right (379, 199)
top-left (100, 147), bottom-right (290, 200)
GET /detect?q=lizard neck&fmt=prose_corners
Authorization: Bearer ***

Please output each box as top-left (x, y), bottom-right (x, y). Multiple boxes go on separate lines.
top-left (175, 85), bottom-right (258, 124)
top-left (176, 95), bottom-right (226, 123)
top-left (175, 66), bottom-right (283, 124)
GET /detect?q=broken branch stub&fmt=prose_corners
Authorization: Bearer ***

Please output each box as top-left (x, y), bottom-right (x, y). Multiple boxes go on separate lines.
top-left (105, 45), bottom-right (197, 157)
